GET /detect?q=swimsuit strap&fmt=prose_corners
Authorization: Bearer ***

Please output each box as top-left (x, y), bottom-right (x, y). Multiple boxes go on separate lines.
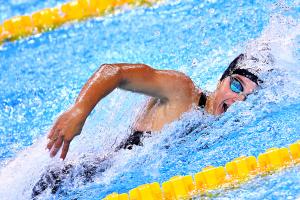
top-left (198, 92), bottom-right (207, 108)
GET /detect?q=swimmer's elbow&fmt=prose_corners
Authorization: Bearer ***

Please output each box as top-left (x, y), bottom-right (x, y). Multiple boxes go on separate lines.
top-left (99, 64), bottom-right (122, 78)
top-left (100, 64), bottom-right (122, 73)
top-left (100, 63), bottom-right (155, 86)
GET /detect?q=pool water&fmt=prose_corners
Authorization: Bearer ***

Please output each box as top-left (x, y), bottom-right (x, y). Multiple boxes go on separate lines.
top-left (0, 0), bottom-right (300, 199)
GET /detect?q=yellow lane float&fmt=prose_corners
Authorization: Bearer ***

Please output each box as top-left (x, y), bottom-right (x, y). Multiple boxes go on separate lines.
top-left (103, 192), bottom-right (129, 200)
top-left (31, 8), bottom-right (63, 31)
top-left (225, 156), bottom-right (258, 181)
top-left (0, 0), bottom-right (155, 44)
top-left (289, 142), bottom-right (300, 162)
top-left (162, 175), bottom-right (195, 199)
top-left (104, 140), bottom-right (300, 200)
top-left (3, 16), bottom-right (33, 40)
top-left (129, 182), bottom-right (162, 200)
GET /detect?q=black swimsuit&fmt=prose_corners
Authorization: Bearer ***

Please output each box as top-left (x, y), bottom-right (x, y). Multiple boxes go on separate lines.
top-left (32, 93), bottom-right (207, 198)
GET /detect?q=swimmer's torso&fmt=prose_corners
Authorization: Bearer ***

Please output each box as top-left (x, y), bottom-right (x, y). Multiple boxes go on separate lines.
top-left (134, 95), bottom-right (199, 131)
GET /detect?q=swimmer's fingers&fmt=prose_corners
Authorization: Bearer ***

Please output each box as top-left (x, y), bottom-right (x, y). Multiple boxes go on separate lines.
top-left (46, 130), bottom-right (58, 151)
top-left (46, 139), bottom-right (55, 151)
top-left (46, 126), bottom-right (59, 151)
top-left (47, 121), bottom-right (59, 139)
top-left (47, 126), bottom-right (55, 139)
top-left (50, 135), bottom-right (64, 158)
top-left (60, 141), bottom-right (70, 160)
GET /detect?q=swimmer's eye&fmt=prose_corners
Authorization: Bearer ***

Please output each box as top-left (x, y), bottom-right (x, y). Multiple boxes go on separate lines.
top-left (230, 77), bottom-right (244, 93)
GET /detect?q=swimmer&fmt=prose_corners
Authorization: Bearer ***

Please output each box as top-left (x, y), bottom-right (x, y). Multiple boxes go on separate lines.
top-left (46, 53), bottom-right (261, 159)
top-left (32, 54), bottom-right (263, 197)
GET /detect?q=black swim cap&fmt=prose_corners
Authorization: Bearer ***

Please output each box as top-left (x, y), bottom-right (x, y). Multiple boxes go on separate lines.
top-left (220, 54), bottom-right (263, 85)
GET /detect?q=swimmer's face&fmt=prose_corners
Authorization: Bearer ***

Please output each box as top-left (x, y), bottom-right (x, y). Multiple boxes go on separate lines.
top-left (211, 74), bottom-right (257, 115)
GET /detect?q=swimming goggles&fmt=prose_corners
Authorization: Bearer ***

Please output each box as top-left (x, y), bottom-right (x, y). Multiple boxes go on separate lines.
top-left (230, 76), bottom-right (244, 94)
top-left (229, 75), bottom-right (260, 100)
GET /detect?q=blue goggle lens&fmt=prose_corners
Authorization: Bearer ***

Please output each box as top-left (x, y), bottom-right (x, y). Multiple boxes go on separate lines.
top-left (230, 78), bottom-right (244, 93)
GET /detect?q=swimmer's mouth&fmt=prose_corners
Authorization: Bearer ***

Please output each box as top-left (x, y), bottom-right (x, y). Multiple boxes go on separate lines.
top-left (223, 103), bottom-right (229, 112)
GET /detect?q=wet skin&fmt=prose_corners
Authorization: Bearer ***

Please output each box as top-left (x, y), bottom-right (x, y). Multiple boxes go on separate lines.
top-left (46, 64), bottom-right (257, 159)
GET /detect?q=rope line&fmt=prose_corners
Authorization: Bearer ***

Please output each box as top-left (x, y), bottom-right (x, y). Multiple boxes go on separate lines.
top-left (0, 0), bottom-right (155, 43)
top-left (103, 141), bottom-right (300, 200)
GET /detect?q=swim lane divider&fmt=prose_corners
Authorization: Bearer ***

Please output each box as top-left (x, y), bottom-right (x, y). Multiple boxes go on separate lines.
top-left (0, 0), bottom-right (156, 44)
top-left (103, 140), bottom-right (300, 199)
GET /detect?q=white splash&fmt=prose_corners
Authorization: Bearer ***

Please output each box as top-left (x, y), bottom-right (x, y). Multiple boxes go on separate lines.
top-left (245, 13), bottom-right (300, 74)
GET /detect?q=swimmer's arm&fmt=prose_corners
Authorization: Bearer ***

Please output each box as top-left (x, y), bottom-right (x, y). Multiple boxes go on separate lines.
top-left (75, 63), bottom-right (197, 115)
top-left (47, 63), bottom-right (196, 159)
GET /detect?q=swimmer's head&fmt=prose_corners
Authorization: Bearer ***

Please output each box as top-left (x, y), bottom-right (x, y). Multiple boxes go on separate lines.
top-left (207, 54), bottom-right (263, 115)
top-left (219, 53), bottom-right (263, 85)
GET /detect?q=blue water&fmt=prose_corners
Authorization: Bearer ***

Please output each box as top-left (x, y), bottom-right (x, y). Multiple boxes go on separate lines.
top-left (0, 0), bottom-right (300, 199)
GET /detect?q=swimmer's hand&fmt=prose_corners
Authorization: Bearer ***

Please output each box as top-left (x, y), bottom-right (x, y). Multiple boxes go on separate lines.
top-left (46, 105), bottom-right (86, 160)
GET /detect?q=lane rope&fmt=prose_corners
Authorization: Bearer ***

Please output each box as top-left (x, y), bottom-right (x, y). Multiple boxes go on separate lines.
top-left (0, 0), bottom-right (156, 43)
top-left (103, 140), bottom-right (300, 200)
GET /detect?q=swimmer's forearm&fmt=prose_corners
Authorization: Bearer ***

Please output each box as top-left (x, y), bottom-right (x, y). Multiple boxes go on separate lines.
top-left (74, 64), bottom-right (122, 117)
top-left (73, 63), bottom-right (163, 118)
